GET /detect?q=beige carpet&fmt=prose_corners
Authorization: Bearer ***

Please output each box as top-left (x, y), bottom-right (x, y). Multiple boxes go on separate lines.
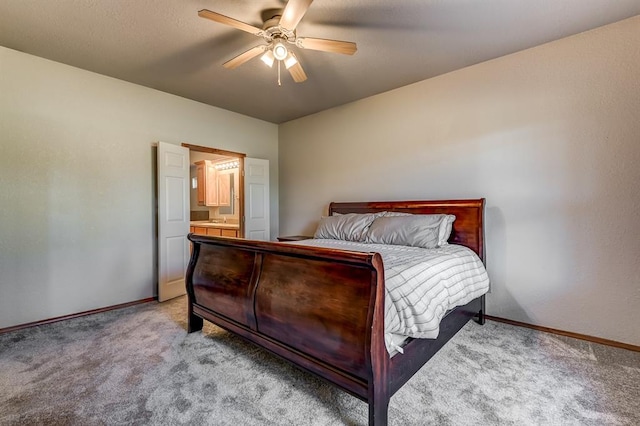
top-left (1, 296), bottom-right (638, 425)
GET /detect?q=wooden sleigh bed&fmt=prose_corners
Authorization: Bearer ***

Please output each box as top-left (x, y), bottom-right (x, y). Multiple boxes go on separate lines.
top-left (186, 199), bottom-right (487, 425)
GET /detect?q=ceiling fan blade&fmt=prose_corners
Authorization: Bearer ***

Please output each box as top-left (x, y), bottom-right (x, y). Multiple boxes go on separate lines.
top-left (198, 9), bottom-right (263, 35)
top-left (279, 0), bottom-right (314, 31)
top-left (297, 37), bottom-right (357, 55)
top-left (223, 45), bottom-right (266, 69)
top-left (287, 60), bottom-right (308, 83)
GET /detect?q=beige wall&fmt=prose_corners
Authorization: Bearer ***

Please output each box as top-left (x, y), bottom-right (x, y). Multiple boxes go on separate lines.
top-left (0, 46), bottom-right (278, 329)
top-left (279, 17), bottom-right (640, 346)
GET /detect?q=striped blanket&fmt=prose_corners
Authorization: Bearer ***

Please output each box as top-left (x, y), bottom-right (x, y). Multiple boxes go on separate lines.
top-left (292, 239), bottom-right (490, 353)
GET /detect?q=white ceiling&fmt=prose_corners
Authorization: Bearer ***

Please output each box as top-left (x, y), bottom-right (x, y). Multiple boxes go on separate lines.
top-left (1, 0), bottom-right (638, 124)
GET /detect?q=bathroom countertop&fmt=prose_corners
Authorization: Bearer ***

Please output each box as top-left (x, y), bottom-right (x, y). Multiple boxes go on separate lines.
top-left (190, 221), bottom-right (239, 229)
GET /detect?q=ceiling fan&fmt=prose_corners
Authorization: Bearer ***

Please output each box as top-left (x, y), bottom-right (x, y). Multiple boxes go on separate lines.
top-left (198, 0), bottom-right (357, 85)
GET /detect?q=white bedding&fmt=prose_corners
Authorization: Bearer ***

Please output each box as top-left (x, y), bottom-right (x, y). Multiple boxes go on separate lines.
top-left (291, 239), bottom-right (490, 354)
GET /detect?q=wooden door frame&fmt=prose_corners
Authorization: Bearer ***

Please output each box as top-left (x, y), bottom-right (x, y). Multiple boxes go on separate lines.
top-left (182, 143), bottom-right (246, 238)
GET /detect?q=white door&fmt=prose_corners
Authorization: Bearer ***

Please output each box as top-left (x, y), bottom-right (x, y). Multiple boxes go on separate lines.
top-left (244, 158), bottom-right (270, 241)
top-left (157, 142), bottom-right (190, 302)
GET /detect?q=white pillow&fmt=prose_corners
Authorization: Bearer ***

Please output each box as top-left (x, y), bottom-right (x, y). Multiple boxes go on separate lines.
top-left (314, 213), bottom-right (377, 241)
top-left (438, 215), bottom-right (456, 246)
top-left (364, 214), bottom-right (456, 248)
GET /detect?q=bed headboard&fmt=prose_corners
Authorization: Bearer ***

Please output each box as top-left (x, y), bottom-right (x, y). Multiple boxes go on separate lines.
top-left (329, 199), bottom-right (485, 262)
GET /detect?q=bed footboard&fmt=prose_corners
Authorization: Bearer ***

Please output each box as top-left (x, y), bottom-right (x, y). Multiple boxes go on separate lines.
top-left (186, 234), bottom-right (389, 408)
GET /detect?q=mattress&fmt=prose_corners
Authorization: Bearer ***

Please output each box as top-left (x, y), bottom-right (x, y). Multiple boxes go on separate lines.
top-left (291, 239), bottom-right (490, 354)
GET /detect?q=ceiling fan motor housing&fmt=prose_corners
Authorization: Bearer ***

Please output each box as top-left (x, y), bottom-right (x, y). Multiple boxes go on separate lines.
top-left (262, 10), bottom-right (296, 44)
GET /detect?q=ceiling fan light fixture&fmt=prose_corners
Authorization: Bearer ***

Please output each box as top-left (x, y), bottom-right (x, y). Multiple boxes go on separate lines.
top-left (284, 53), bottom-right (298, 69)
top-left (273, 41), bottom-right (288, 61)
top-left (260, 50), bottom-right (275, 67)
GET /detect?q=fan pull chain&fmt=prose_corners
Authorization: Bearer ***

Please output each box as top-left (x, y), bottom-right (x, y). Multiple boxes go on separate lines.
top-left (277, 60), bottom-right (282, 86)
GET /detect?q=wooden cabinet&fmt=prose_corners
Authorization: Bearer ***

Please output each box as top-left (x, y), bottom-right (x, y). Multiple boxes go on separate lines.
top-left (190, 225), bottom-right (238, 238)
top-left (205, 162), bottom-right (218, 206)
top-left (195, 161), bottom-right (217, 206)
top-left (221, 229), bottom-right (237, 237)
top-left (217, 173), bottom-right (231, 207)
top-left (196, 163), bottom-right (205, 205)
top-left (195, 161), bottom-right (231, 207)
top-left (192, 226), bottom-right (208, 236)
top-left (206, 228), bottom-right (221, 237)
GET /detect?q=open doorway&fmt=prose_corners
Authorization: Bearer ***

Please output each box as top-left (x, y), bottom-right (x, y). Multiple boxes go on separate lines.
top-left (157, 142), bottom-right (246, 302)
top-left (157, 142), bottom-right (270, 302)
top-left (182, 143), bottom-right (246, 238)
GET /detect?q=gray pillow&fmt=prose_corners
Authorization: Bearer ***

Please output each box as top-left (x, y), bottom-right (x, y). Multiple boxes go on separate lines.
top-left (314, 213), bottom-right (377, 241)
top-left (364, 214), bottom-right (455, 248)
